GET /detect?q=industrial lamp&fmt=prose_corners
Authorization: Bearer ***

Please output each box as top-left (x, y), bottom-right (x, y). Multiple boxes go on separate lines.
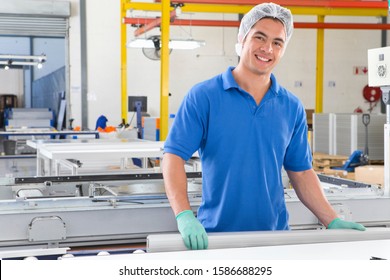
top-left (127, 38), bottom-right (205, 50)
top-left (0, 54), bottom-right (46, 70)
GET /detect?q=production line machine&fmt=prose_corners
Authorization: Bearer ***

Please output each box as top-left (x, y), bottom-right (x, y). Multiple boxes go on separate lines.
top-left (0, 167), bottom-right (389, 260)
top-left (1, 135), bottom-right (390, 258)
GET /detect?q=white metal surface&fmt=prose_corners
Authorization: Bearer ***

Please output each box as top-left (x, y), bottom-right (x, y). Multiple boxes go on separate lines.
top-left (33, 140), bottom-right (164, 175)
top-left (37, 142), bottom-right (163, 159)
top-left (62, 233), bottom-right (390, 260)
top-left (0, 247), bottom-right (69, 259)
top-left (368, 46), bottom-right (390, 87)
top-left (146, 228), bottom-right (390, 253)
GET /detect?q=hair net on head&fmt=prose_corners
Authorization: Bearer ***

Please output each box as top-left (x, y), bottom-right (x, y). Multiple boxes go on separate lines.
top-left (235, 2), bottom-right (293, 56)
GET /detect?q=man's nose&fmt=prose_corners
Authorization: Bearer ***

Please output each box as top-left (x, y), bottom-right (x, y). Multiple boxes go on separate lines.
top-left (261, 41), bottom-right (273, 53)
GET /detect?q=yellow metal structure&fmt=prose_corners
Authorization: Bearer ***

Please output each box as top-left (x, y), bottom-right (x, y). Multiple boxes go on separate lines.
top-left (121, 1), bottom-right (388, 139)
top-left (159, 0), bottom-right (170, 141)
top-left (315, 16), bottom-right (325, 114)
top-left (120, 0), bottom-right (127, 123)
top-left (124, 2), bottom-right (388, 17)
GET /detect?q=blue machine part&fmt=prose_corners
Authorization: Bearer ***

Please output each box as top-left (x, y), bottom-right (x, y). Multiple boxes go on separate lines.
top-left (331, 150), bottom-right (364, 172)
top-left (95, 115), bottom-right (108, 130)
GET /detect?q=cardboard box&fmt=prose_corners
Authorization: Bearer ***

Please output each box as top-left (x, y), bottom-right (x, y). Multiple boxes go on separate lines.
top-left (354, 165), bottom-right (384, 187)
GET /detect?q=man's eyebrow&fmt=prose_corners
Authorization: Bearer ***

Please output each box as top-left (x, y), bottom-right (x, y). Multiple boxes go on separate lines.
top-left (252, 30), bottom-right (285, 43)
top-left (253, 31), bottom-right (267, 38)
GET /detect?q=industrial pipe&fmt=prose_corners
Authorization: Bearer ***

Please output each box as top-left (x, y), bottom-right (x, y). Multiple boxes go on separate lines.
top-left (134, 9), bottom-right (177, 36)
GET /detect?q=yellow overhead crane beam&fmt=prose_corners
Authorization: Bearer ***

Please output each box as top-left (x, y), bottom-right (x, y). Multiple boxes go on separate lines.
top-left (124, 2), bottom-right (388, 16)
top-left (121, 1), bottom-right (388, 140)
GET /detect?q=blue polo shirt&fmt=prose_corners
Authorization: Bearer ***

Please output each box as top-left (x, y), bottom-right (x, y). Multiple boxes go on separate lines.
top-left (164, 66), bottom-right (312, 232)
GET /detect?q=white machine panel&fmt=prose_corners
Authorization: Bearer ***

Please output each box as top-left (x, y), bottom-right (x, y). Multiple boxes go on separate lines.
top-left (368, 46), bottom-right (390, 87)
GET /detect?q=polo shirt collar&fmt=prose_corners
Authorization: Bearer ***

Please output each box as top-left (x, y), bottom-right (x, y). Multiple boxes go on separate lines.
top-left (222, 66), bottom-right (280, 96)
top-left (222, 66), bottom-right (238, 90)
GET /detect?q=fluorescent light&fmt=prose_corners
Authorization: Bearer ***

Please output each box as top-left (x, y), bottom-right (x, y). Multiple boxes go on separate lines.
top-left (169, 39), bottom-right (206, 50)
top-left (127, 38), bottom-right (205, 50)
top-left (127, 38), bottom-right (155, 48)
top-left (0, 54), bottom-right (46, 61)
top-left (0, 54), bottom-right (46, 69)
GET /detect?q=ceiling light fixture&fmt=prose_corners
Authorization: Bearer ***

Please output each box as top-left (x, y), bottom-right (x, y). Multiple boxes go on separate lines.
top-left (4, 59), bottom-right (12, 70)
top-left (0, 54), bottom-right (46, 69)
top-left (127, 38), bottom-right (205, 50)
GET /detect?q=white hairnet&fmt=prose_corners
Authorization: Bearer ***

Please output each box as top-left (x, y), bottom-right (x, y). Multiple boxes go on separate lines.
top-left (236, 2), bottom-right (293, 56)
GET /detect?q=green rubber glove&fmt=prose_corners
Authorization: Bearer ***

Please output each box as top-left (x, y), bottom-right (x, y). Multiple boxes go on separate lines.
top-left (327, 218), bottom-right (366, 231)
top-left (176, 210), bottom-right (208, 250)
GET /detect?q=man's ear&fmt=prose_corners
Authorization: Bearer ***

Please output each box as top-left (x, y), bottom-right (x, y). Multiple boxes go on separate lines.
top-left (280, 46), bottom-right (286, 57)
top-left (235, 43), bottom-right (243, 56)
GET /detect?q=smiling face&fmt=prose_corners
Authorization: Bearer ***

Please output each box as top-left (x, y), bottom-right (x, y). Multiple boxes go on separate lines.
top-left (239, 18), bottom-right (286, 77)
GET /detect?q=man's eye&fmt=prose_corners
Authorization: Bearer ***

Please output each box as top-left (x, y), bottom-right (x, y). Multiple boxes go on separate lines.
top-left (274, 41), bottom-right (283, 48)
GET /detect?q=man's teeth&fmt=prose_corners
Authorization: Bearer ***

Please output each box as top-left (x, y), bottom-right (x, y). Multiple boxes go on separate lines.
top-left (255, 55), bottom-right (270, 62)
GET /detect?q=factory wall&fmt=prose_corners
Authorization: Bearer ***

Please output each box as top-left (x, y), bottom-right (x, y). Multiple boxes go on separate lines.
top-left (0, 36), bottom-right (65, 108)
top-left (68, 1), bottom-right (388, 129)
top-left (0, 36), bottom-right (27, 108)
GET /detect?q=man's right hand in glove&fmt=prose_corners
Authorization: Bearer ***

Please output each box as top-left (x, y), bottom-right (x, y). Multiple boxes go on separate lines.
top-left (176, 210), bottom-right (208, 250)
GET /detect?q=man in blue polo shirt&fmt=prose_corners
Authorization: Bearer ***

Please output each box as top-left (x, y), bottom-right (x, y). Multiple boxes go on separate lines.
top-left (162, 2), bottom-right (365, 250)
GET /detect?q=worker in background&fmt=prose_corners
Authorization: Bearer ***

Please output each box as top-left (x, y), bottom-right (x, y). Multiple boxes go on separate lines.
top-left (162, 3), bottom-right (365, 250)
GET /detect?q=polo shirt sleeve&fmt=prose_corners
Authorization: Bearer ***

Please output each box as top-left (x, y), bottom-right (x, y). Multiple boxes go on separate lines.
top-left (164, 88), bottom-right (208, 161)
top-left (283, 103), bottom-right (313, 172)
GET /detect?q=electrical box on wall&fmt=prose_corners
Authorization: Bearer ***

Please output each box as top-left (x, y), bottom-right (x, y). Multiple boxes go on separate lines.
top-left (368, 46), bottom-right (390, 87)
